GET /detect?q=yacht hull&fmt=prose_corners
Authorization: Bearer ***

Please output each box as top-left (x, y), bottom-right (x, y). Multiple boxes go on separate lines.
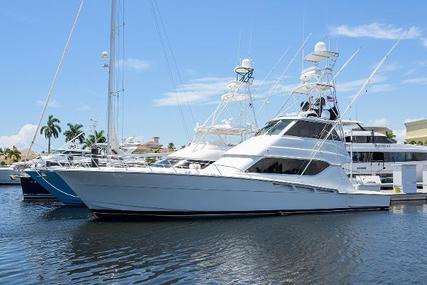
top-left (26, 170), bottom-right (84, 206)
top-left (57, 169), bottom-right (390, 218)
top-left (20, 175), bottom-right (56, 200)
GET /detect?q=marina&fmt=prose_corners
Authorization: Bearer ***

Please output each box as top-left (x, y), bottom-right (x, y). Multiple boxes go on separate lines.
top-left (2, 0), bottom-right (427, 283)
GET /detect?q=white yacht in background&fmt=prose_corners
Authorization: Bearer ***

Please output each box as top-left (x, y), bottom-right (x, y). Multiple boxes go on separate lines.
top-left (56, 42), bottom-right (390, 217)
top-left (154, 57), bottom-right (258, 169)
top-left (343, 121), bottom-right (427, 185)
top-left (0, 166), bottom-right (20, 185)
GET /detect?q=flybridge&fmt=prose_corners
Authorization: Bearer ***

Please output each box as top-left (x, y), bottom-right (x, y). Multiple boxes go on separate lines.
top-left (291, 41), bottom-right (340, 121)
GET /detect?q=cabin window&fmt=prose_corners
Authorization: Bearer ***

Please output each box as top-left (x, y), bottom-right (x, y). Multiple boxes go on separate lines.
top-left (256, 120), bottom-right (279, 136)
top-left (175, 159), bottom-right (213, 169)
top-left (346, 136), bottom-right (394, 144)
top-left (256, 120), bottom-right (292, 136)
top-left (247, 157), bottom-right (329, 175)
top-left (285, 120), bottom-right (340, 140)
top-left (351, 152), bottom-right (427, 163)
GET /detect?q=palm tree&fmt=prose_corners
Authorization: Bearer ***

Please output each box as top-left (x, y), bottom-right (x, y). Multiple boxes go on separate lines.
top-left (167, 142), bottom-right (176, 151)
top-left (83, 130), bottom-right (106, 149)
top-left (40, 115), bottom-right (61, 153)
top-left (6, 146), bottom-right (21, 162)
top-left (385, 131), bottom-right (396, 142)
top-left (64, 123), bottom-right (85, 144)
top-left (3, 148), bottom-right (11, 157)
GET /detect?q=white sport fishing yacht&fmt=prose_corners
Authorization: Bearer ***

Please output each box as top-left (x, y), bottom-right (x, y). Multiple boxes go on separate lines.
top-left (343, 121), bottom-right (427, 185)
top-left (56, 41), bottom-right (390, 217)
top-left (154, 57), bottom-right (258, 169)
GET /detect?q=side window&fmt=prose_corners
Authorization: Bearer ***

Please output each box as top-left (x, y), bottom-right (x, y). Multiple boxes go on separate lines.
top-left (285, 120), bottom-right (340, 140)
top-left (372, 152), bottom-right (384, 161)
top-left (256, 120), bottom-right (279, 136)
top-left (247, 158), bottom-right (329, 175)
top-left (256, 120), bottom-right (293, 136)
top-left (267, 120), bottom-right (292, 135)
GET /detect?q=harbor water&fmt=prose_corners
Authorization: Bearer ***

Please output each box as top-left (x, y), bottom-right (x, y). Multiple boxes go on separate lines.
top-left (1, 185), bottom-right (427, 284)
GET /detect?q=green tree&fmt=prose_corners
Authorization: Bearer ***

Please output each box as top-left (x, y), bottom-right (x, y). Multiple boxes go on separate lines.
top-left (385, 131), bottom-right (396, 142)
top-left (167, 142), bottom-right (176, 151)
top-left (40, 115), bottom-right (62, 153)
top-left (6, 146), bottom-right (21, 162)
top-left (83, 130), bottom-right (106, 149)
top-left (64, 123), bottom-right (85, 144)
top-left (3, 148), bottom-right (11, 157)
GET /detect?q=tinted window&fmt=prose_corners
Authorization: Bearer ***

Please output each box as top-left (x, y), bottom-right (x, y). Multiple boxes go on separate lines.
top-left (256, 120), bottom-right (292, 136)
top-left (286, 120), bottom-right (340, 140)
top-left (256, 120), bottom-right (279, 136)
top-left (346, 136), bottom-right (394, 144)
top-left (352, 152), bottom-right (427, 162)
top-left (247, 157), bottom-right (329, 175)
top-left (175, 160), bottom-right (213, 169)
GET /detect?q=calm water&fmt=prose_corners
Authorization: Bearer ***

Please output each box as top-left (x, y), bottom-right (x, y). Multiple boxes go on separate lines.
top-left (1, 185), bottom-right (427, 284)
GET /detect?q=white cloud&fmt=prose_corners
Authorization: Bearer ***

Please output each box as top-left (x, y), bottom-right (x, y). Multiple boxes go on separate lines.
top-left (154, 77), bottom-right (231, 106)
top-left (402, 77), bottom-right (427, 85)
top-left (367, 118), bottom-right (390, 127)
top-left (422, 38), bottom-right (427, 47)
top-left (395, 128), bottom-right (406, 143)
top-left (0, 124), bottom-right (38, 149)
top-left (119, 58), bottom-right (150, 71)
top-left (337, 75), bottom-right (390, 94)
top-left (36, 99), bottom-right (61, 108)
top-left (403, 68), bottom-right (416, 77)
top-left (154, 76), bottom-right (296, 107)
top-left (78, 104), bottom-right (91, 111)
top-left (329, 23), bottom-right (422, 40)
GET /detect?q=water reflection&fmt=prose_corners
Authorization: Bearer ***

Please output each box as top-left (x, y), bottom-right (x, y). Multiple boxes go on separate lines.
top-left (2, 185), bottom-right (427, 284)
top-left (67, 214), bottom-right (380, 284)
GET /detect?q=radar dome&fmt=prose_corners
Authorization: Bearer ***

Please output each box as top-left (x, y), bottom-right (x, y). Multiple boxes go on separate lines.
top-left (314, 41), bottom-right (327, 53)
top-left (241, 58), bottom-right (252, 69)
top-left (101, 51), bottom-right (109, 59)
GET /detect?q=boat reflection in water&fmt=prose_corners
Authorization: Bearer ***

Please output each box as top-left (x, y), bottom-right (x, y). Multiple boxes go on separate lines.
top-left (67, 214), bottom-right (367, 284)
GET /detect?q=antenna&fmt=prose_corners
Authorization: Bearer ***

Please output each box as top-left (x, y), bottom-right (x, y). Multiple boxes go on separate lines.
top-left (26, 0), bottom-right (85, 159)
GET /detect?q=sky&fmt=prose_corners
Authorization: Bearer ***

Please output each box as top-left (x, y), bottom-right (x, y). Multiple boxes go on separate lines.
top-left (1, 0), bottom-right (427, 151)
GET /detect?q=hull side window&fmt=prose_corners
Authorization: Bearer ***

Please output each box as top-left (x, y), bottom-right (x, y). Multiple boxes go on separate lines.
top-left (247, 158), bottom-right (329, 175)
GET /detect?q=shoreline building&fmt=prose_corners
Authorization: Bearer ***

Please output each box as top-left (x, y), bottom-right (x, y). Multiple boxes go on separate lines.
top-left (405, 119), bottom-right (427, 144)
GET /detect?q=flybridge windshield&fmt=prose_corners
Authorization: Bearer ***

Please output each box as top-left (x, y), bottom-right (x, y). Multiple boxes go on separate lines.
top-left (256, 120), bottom-right (293, 136)
top-left (286, 120), bottom-right (341, 141)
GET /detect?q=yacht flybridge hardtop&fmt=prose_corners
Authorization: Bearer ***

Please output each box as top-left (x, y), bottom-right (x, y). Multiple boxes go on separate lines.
top-left (155, 57), bottom-right (258, 169)
top-left (56, 41), bottom-right (390, 217)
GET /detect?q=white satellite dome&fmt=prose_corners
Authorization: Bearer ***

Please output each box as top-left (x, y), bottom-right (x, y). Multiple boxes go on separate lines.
top-left (241, 58), bottom-right (252, 69)
top-left (314, 41), bottom-right (327, 53)
top-left (101, 51), bottom-right (109, 59)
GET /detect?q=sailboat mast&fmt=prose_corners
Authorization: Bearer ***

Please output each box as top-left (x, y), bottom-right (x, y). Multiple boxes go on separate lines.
top-left (107, 0), bottom-right (117, 155)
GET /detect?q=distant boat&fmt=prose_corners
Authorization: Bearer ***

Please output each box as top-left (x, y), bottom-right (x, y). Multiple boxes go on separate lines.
top-left (0, 166), bottom-right (20, 185)
top-left (343, 121), bottom-right (427, 186)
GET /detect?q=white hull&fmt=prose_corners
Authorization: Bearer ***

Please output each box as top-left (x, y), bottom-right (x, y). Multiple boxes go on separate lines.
top-left (0, 168), bottom-right (20, 185)
top-left (57, 169), bottom-right (390, 217)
